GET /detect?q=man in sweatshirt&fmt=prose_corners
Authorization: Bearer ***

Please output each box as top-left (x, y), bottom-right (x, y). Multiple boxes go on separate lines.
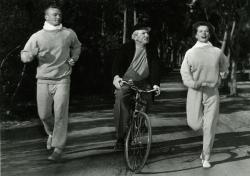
top-left (180, 21), bottom-right (229, 168)
top-left (21, 5), bottom-right (81, 161)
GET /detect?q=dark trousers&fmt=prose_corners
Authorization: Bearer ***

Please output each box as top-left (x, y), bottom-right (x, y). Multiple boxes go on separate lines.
top-left (114, 81), bottom-right (151, 140)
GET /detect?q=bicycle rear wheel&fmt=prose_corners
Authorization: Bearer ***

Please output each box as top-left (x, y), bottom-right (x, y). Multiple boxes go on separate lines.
top-left (125, 111), bottom-right (152, 173)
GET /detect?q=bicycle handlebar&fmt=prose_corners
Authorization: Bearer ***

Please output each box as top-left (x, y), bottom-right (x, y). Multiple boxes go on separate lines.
top-left (120, 80), bottom-right (157, 93)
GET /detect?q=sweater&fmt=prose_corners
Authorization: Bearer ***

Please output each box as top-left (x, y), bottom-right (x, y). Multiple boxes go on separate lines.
top-left (112, 41), bottom-right (160, 86)
top-left (180, 42), bottom-right (229, 89)
top-left (21, 27), bottom-right (81, 81)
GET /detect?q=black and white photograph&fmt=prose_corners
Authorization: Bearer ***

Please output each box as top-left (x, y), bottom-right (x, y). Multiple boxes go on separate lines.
top-left (1, 0), bottom-right (250, 175)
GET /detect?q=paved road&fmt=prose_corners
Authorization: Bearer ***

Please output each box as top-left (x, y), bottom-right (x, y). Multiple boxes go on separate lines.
top-left (1, 72), bottom-right (250, 176)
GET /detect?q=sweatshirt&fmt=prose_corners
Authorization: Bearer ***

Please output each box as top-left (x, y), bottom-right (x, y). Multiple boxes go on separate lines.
top-left (21, 27), bottom-right (81, 81)
top-left (180, 41), bottom-right (229, 89)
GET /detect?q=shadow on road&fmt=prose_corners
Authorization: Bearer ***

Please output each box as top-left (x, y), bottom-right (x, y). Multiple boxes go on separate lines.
top-left (141, 131), bottom-right (250, 174)
top-left (2, 128), bottom-right (250, 176)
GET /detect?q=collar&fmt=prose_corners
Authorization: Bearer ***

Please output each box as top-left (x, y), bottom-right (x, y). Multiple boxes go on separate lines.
top-left (43, 21), bottom-right (63, 31)
top-left (192, 41), bottom-right (212, 48)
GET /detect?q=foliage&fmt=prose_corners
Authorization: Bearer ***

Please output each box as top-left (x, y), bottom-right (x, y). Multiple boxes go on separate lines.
top-left (1, 0), bottom-right (250, 115)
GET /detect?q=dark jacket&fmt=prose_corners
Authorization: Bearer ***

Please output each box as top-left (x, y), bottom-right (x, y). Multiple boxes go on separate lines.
top-left (112, 41), bottom-right (160, 86)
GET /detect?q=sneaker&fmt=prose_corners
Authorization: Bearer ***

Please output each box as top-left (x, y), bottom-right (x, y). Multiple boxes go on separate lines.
top-left (202, 160), bottom-right (211, 168)
top-left (200, 153), bottom-right (211, 168)
top-left (46, 135), bottom-right (52, 150)
top-left (48, 149), bottom-right (62, 162)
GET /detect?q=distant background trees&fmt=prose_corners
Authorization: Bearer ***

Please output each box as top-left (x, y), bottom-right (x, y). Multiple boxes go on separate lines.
top-left (0, 0), bottom-right (250, 114)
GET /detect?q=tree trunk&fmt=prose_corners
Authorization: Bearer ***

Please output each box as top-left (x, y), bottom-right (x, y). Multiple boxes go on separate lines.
top-left (221, 29), bottom-right (228, 53)
top-left (133, 7), bottom-right (137, 25)
top-left (123, 7), bottom-right (127, 44)
top-left (219, 29), bottom-right (229, 92)
top-left (230, 59), bottom-right (237, 96)
top-left (229, 21), bottom-right (237, 96)
top-left (221, 22), bottom-right (238, 96)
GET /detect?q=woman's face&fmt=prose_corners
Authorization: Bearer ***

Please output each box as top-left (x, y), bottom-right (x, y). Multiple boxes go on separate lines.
top-left (195, 25), bottom-right (210, 43)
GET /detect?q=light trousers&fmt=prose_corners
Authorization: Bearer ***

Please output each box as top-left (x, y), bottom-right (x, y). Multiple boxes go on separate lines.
top-left (186, 87), bottom-right (219, 160)
top-left (37, 83), bottom-right (70, 149)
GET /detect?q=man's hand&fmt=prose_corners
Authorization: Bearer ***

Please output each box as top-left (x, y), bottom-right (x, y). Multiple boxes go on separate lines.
top-left (21, 48), bottom-right (38, 63)
top-left (21, 52), bottom-right (33, 63)
top-left (153, 85), bottom-right (160, 96)
top-left (68, 58), bottom-right (76, 66)
top-left (113, 75), bottom-right (123, 89)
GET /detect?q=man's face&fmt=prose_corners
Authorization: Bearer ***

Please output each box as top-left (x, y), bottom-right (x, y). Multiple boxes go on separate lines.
top-left (134, 29), bottom-right (150, 44)
top-left (45, 8), bottom-right (62, 26)
top-left (195, 25), bottom-right (210, 43)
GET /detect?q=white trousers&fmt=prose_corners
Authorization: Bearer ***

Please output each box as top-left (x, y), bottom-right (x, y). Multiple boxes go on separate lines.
top-left (186, 87), bottom-right (219, 159)
top-left (37, 83), bottom-right (70, 149)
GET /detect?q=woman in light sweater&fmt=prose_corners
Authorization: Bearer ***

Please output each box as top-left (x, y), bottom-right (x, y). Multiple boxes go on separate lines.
top-left (180, 21), bottom-right (229, 168)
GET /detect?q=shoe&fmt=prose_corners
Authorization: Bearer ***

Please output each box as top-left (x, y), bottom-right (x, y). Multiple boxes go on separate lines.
top-left (200, 153), bottom-right (211, 168)
top-left (48, 150), bottom-right (62, 162)
top-left (202, 160), bottom-right (211, 168)
top-left (114, 139), bottom-right (124, 151)
top-left (46, 135), bottom-right (52, 150)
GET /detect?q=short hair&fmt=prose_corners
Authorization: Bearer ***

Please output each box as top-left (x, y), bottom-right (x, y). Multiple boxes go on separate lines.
top-left (192, 21), bottom-right (215, 36)
top-left (44, 4), bottom-right (61, 15)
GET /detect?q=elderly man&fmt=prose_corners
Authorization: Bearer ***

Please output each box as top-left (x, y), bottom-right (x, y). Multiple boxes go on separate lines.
top-left (21, 5), bottom-right (81, 161)
top-left (112, 23), bottom-right (161, 150)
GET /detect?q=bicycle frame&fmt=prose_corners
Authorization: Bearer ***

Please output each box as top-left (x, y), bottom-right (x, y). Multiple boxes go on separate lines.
top-left (122, 80), bottom-right (156, 173)
top-left (122, 80), bottom-right (155, 113)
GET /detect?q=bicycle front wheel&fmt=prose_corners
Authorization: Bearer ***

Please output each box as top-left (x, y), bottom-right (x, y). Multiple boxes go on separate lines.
top-left (125, 111), bottom-right (152, 173)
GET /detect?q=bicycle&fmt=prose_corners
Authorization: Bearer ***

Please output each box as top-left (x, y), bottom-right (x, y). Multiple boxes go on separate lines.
top-left (121, 80), bottom-right (157, 173)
